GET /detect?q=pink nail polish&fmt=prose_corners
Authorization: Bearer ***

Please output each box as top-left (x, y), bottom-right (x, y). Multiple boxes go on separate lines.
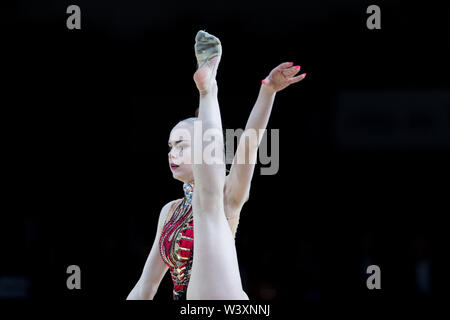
top-left (261, 79), bottom-right (265, 84)
top-left (303, 73), bottom-right (307, 77)
top-left (295, 65), bottom-right (301, 70)
top-left (289, 62), bottom-right (293, 65)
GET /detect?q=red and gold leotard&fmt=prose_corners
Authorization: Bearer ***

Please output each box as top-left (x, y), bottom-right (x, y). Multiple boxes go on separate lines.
top-left (158, 181), bottom-right (241, 300)
top-left (159, 181), bottom-right (195, 300)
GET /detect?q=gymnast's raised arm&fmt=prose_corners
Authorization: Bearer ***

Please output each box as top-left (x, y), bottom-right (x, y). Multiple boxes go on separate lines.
top-left (226, 62), bottom-right (307, 209)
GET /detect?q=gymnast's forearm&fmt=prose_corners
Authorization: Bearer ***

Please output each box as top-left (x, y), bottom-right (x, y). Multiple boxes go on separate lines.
top-left (244, 84), bottom-right (276, 145)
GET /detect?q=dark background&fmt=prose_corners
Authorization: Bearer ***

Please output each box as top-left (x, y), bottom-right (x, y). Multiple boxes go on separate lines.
top-left (1, 0), bottom-right (449, 303)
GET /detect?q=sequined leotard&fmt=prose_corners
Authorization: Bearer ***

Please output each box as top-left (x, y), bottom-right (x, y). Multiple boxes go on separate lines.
top-left (159, 182), bottom-right (195, 300)
top-left (159, 181), bottom-right (241, 300)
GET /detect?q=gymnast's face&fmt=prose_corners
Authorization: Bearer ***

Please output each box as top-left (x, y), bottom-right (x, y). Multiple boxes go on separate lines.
top-left (168, 121), bottom-right (194, 183)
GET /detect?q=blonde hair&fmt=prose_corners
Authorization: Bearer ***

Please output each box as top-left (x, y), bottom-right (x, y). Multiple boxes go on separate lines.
top-left (179, 117), bottom-right (198, 125)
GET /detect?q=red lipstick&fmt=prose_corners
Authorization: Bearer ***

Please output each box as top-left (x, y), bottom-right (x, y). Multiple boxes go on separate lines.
top-left (170, 163), bottom-right (180, 170)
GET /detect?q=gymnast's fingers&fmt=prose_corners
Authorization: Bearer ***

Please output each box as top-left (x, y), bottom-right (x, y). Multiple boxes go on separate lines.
top-left (276, 62), bottom-right (294, 70)
top-left (289, 73), bottom-right (307, 84)
top-left (282, 65), bottom-right (301, 77)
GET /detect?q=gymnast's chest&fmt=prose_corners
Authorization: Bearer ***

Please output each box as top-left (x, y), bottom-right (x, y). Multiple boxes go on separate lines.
top-left (160, 208), bottom-right (194, 268)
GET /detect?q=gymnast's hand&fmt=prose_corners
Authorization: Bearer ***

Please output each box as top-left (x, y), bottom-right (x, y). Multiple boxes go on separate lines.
top-left (262, 62), bottom-right (306, 93)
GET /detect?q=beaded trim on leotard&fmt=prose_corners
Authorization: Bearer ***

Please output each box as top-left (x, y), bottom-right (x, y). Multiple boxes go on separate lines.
top-left (159, 181), bottom-right (195, 300)
top-left (158, 180), bottom-right (242, 299)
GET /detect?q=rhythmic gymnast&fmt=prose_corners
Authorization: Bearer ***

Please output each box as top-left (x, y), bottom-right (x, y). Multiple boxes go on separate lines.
top-left (127, 30), bottom-right (306, 300)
